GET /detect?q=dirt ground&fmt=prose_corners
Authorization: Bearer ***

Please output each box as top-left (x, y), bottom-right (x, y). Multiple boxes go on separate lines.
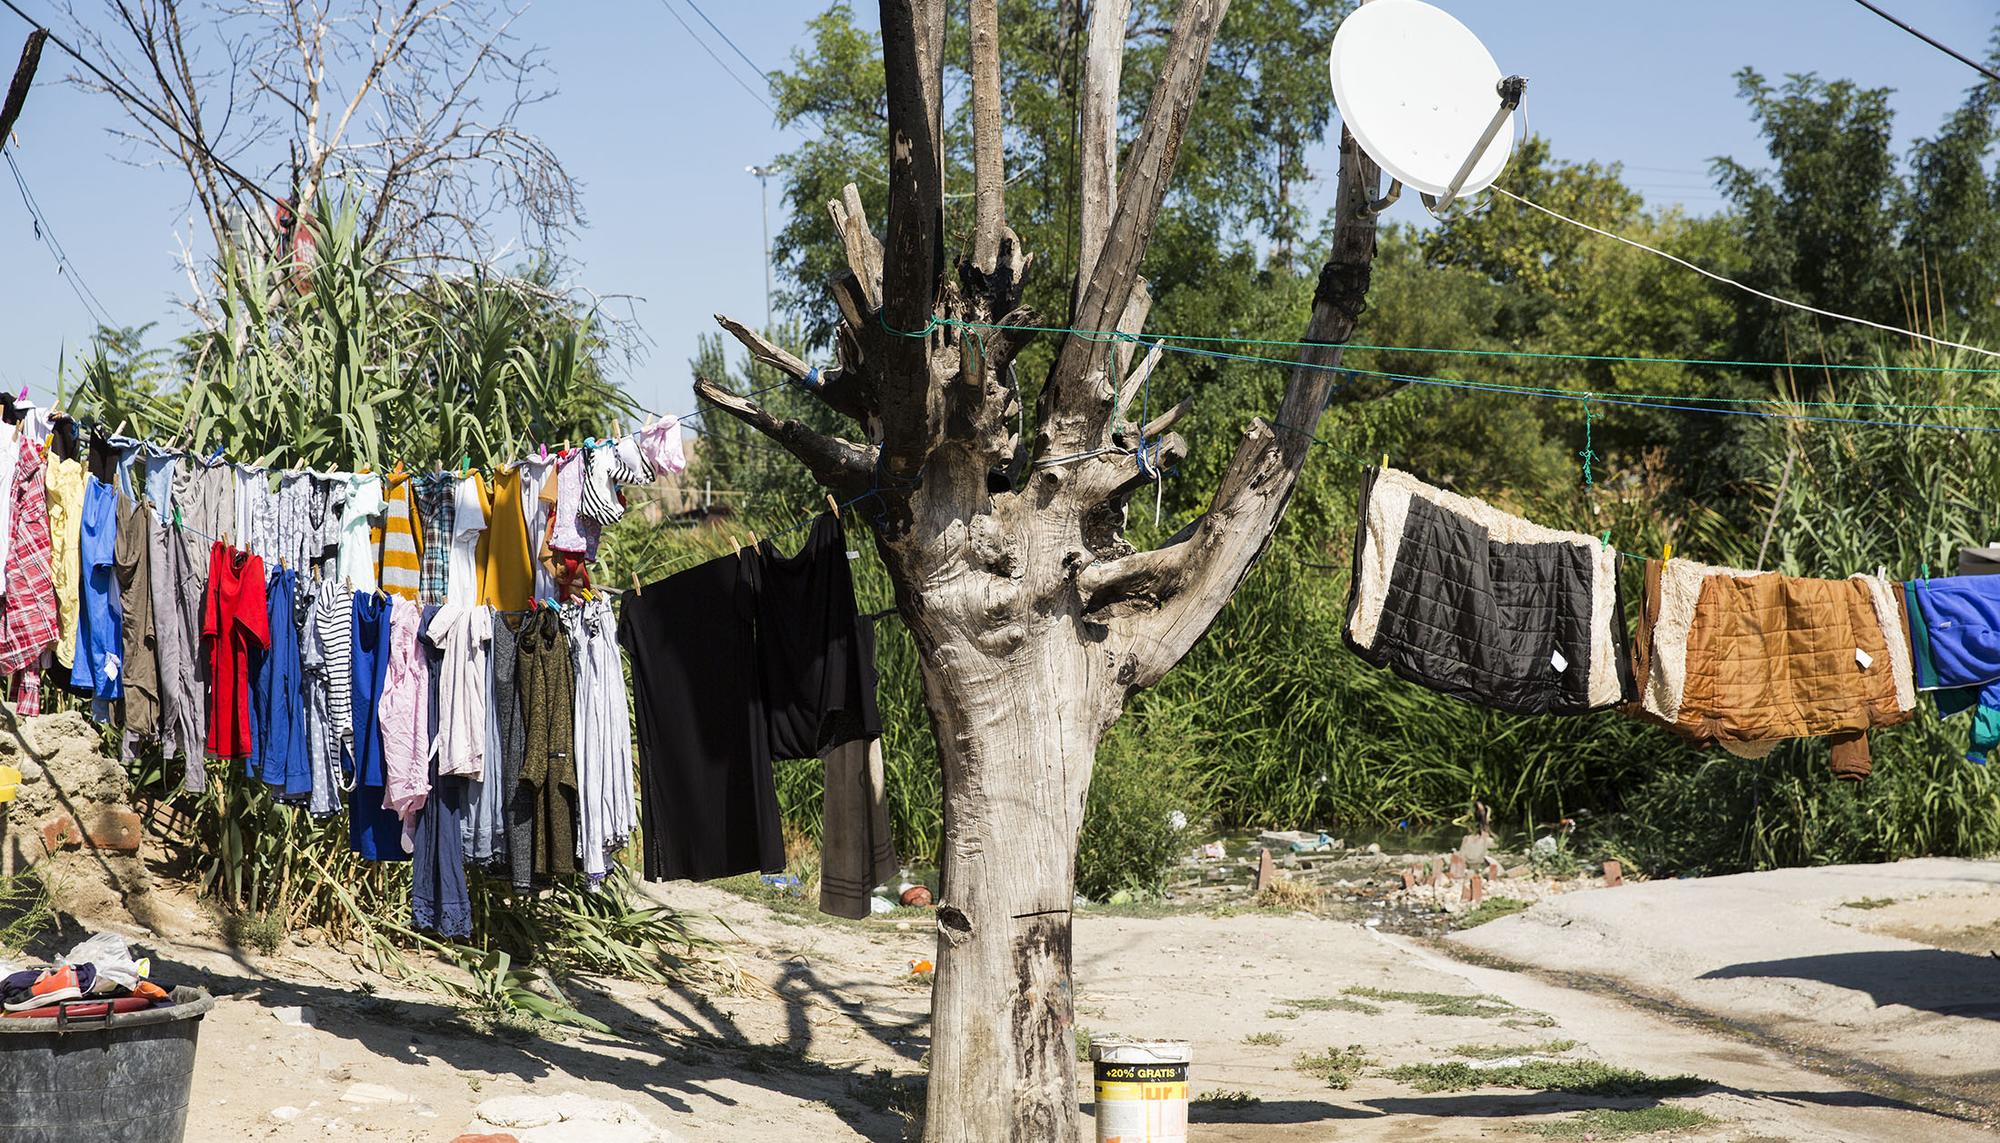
top-left (20, 852), bottom-right (2000, 1142)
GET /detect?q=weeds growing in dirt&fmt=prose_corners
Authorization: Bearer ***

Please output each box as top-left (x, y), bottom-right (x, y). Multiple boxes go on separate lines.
top-left (1193, 1089), bottom-right (1260, 1107)
top-left (1282, 995), bottom-right (1384, 1015)
top-left (1453, 897), bottom-right (1530, 929)
top-left (1385, 1060), bottom-right (1706, 1097)
top-left (0, 870), bottom-right (55, 953)
top-left (1521, 1105), bottom-right (1719, 1138)
top-left (1842, 897), bottom-right (1897, 910)
top-left (1343, 987), bottom-right (1529, 1020)
top-left (1294, 1045), bottom-right (1374, 1089)
top-left (1450, 1039), bottom-right (1578, 1059)
top-left (1242, 1031), bottom-right (1287, 1047)
top-left (1254, 878), bottom-right (1325, 911)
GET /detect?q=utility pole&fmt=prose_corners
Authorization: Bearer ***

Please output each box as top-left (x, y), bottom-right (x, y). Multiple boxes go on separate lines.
top-left (746, 164), bottom-right (776, 330)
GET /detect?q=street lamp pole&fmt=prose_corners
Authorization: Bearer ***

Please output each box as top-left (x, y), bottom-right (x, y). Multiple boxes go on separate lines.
top-left (746, 164), bottom-right (776, 330)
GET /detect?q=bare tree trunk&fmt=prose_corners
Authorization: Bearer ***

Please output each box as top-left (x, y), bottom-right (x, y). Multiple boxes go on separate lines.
top-left (696, 3), bottom-right (1389, 1138)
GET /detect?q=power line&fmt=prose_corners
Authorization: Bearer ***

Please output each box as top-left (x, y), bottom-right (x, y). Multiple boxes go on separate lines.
top-left (1850, 0), bottom-right (2000, 85)
top-left (1490, 185), bottom-right (2000, 360)
top-left (653, 0), bottom-right (781, 118)
top-left (679, 0), bottom-right (770, 84)
top-left (4, 150), bottom-right (115, 331)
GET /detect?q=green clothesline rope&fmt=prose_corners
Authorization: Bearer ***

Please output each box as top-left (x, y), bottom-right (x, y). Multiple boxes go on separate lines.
top-left (878, 313), bottom-right (2000, 418)
top-left (902, 315), bottom-right (2000, 375)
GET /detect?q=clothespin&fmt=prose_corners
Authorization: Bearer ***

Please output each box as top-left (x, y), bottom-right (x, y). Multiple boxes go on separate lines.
top-left (631, 572), bottom-right (643, 597)
top-left (538, 444), bottom-right (548, 462)
top-left (612, 418), bottom-right (623, 438)
top-left (1663, 540), bottom-right (1673, 562)
top-left (1380, 452), bottom-right (1387, 469)
top-left (731, 535), bottom-right (741, 556)
top-left (113, 420), bottom-right (127, 437)
top-left (827, 493), bottom-right (840, 519)
top-left (459, 454), bottom-right (470, 477)
top-left (1600, 531), bottom-right (1611, 551)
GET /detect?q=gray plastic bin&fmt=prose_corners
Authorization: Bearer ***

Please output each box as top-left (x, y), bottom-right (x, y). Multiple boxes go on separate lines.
top-left (0, 986), bottom-right (213, 1143)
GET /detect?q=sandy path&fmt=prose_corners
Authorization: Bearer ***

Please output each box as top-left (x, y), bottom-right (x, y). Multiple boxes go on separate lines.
top-left (128, 863), bottom-right (1997, 1140)
top-left (1452, 856), bottom-right (2000, 1121)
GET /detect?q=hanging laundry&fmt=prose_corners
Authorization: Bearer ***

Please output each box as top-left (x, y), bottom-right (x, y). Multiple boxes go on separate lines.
top-left (150, 512), bottom-right (205, 790)
top-left (410, 755), bottom-right (471, 937)
top-left (235, 465), bottom-right (280, 563)
top-left (336, 472), bottom-right (385, 591)
top-left (275, 470), bottom-right (345, 574)
top-left (472, 609), bottom-right (529, 888)
top-left (1344, 465), bottom-right (1634, 715)
top-left (1901, 575), bottom-right (2000, 764)
top-left (548, 448), bottom-right (599, 559)
top-left (578, 441), bottom-right (626, 524)
top-left (249, 565), bottom-right (309, 799)
top-left (411, 471), bottom-right (455, 604)
top-left (517, 607), bottom-right (578, 882)
top-left (44, 450), bottom-right (84, 671)
top-left (139, 444), bottom-right (177, 526)
top-left (818, 620), bottom-right (897, 920)
top-left (201, 544), bottom-right (268, 761)
top-left (70, 474), bottom-right (124, 702)
top-left (0, 420), bottom-right (20, 584)
top-left (1629, 558), bottom-right (1916, 780)
top-left (481, 465), bottom-right (534, 612)
top-left (113, 492), bottom-right (159, 749)
top-left (425, 603), bottom-right (491, 780)
top-left (517, 455), bottom-right (557, 601)
top-left (0, 440), bottom-right (57, 713)
top-left (378, 595), bottom-right (431, 849)
top-left (300, 579), bottom-right (349, 816)
top-left (633, 416), bottom-right (686, 478)
top-left (375, 471), bottom-right (422, 601)
top-left (447, 472), bottom-right (487, 606)
top-left (347, 590), bottom-right (405, 861)
top-left (84, 425), bottom-right (120, 485)
top-left (565, 597), bottom-right (635, 880)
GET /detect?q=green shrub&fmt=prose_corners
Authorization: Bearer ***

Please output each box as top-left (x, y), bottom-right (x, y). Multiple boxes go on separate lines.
top-left (1074, 741), bottom-right (1207, 901)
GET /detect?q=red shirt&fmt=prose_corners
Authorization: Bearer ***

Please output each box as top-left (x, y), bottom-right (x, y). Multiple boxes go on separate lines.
top-left (202, 543), bottom-right (269, 759)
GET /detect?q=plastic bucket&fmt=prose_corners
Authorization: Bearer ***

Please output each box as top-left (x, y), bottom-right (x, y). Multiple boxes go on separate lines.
top-left (1091, 1036), bottom-right (1190, 1143)
top-left (0, 986), bottom-right (214, 1143)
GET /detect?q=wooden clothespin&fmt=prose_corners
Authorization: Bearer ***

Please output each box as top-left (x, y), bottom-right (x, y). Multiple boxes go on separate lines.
top-left (113, 419), bottom-right (127, 437)
top-left (631, 571), bottom-right (643, 597)
top-left (827, 493), bottom-right (840, 519)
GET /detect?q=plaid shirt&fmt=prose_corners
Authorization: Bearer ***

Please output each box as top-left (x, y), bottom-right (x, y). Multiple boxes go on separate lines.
top-left (412, 472), bottom-right (456, 605)
top-left (0, 440), bottom-right (59, 676)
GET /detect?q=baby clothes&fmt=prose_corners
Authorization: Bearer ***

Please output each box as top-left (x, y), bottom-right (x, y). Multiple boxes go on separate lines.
top-left (633, 417), bottom-right (687, 477)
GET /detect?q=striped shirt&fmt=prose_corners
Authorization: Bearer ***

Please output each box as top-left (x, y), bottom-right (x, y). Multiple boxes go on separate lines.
top-left (579, 442), bottom-right (624, 525)
top-left (313, 579), bottom-right (356, 767)
top-left (374, 473), bottom-right (422, 601)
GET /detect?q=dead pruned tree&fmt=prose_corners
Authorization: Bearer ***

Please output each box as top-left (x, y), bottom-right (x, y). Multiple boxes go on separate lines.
top-left (696, 1), bottom-right (1392, 1137)
top-left (61, 0), bottom-right (577, 267)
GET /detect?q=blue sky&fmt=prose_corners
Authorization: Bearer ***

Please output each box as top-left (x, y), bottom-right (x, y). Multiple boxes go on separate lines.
top-left (0, 0), bottom-right (1994, 420)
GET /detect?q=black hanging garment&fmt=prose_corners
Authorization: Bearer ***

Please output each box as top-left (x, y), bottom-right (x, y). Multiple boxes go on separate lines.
top-left (1343, 465), bottom-right (1635, 715)
top-left (756, 513), bottom-right (881, 759)
top-left (620, 548), bottom-right (784, 882)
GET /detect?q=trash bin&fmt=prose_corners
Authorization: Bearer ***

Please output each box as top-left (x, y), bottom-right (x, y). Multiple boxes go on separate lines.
top-left (0, 986), bottom-right (214, 1143)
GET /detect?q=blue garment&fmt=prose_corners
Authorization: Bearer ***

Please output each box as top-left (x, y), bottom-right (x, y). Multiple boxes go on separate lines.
top-left (1904, 576), bottom-right (2000, 764)
top-left (250, 566), bottom-right (311, 798)
top-left (71, 476), bottom-right (124, 700)
top-left (348, 591), bottom-right (406, 860)
top-left (142, 446), bottom-right (179, 524)
top-left (411, 607), bottom-right (469, 936)
top-left (109, 435), bottom-right (145, 498)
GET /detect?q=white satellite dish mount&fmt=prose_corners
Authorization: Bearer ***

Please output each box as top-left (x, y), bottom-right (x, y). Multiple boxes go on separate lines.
top-left (1328, 0), bottom-right (1528, 216)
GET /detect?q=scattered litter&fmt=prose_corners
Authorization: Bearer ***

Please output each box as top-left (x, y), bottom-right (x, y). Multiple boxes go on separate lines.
top-left (272, 1005), bottom-right (316, 1027)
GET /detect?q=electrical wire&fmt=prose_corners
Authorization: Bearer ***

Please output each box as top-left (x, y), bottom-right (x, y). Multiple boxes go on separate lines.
top-left (1850, 0), bottom-right (2000, 85)
top-left (4, 150), bottom-right (115, 330)
top-left (1490, 185), bottom-right (2000, 360)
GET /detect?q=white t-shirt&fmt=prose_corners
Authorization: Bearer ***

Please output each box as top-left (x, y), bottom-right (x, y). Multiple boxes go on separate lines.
top-left (446, 473), bottom-right (488, 606)
top-left (336, 473), bottom-right (385, 590)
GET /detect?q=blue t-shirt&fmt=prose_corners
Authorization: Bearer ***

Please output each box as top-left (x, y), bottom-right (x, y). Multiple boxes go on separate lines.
top-left (348, 590), bottom-right (406, 861)
top-left (71, 476), bottom-right (124, 700)
top-left (249, 566), bottom-right (311, 799)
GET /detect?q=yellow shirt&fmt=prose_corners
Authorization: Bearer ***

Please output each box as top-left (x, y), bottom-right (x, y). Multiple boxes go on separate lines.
top-left (43, 456), bottom-right (83, 669)
top-left (481, 466), bottom-right (534, 611)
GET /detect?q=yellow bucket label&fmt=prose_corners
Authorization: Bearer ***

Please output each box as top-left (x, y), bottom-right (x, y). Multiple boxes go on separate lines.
top-left (1095, 1062), bottom-right (1188, 1142)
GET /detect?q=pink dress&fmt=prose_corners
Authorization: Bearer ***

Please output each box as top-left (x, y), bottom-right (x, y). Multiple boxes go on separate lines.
top-left (633, 417), bottom-right (686, 476)
top-left (377, 596), bottom-right (431, 851)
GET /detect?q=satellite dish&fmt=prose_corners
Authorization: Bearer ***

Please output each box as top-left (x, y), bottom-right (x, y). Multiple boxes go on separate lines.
top-left (1329, 0), bottom-right (1525, 211)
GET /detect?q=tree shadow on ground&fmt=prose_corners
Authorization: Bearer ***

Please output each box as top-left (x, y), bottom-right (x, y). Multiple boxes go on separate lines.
top-left (125, 940), bottom-right (924, 1141)
top-left (1699, 950), bottom-right (2000, 1020)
